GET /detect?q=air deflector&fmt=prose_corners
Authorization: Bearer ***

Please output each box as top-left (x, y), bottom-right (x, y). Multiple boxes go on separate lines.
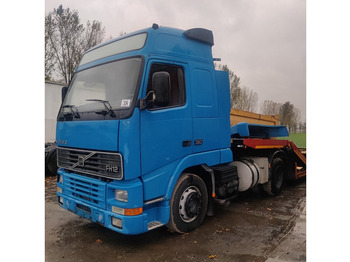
top-left (184, 28), bottom-right (214, 46)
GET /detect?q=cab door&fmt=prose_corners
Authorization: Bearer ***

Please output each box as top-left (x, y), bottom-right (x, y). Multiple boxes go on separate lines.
top-left (140, 61), bottom-right (192, 200)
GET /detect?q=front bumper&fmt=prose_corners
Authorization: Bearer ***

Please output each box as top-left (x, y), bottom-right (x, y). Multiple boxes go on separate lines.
top-left (57, 193), bottom-right (148, 235)
top-left (57, 169), bottom-right (170, 235)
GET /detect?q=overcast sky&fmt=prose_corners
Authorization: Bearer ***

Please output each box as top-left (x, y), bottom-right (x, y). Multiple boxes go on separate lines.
top-left (45, 0), bottom-right (306, 121)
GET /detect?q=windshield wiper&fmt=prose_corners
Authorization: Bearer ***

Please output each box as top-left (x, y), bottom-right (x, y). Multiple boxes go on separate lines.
top-left (86, 99), bottom-right (116, 117)
top-left (62, 105), bottom-right (80, 118)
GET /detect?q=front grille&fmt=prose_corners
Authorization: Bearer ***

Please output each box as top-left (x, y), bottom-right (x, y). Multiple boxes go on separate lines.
top-left (57, 147), bottom-right (123, 180)
top-left (65, 173), bottom-right (106, 209)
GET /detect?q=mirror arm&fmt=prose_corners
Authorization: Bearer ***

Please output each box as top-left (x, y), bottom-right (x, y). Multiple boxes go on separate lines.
top-left (139, 91), bottom-right (155, 111)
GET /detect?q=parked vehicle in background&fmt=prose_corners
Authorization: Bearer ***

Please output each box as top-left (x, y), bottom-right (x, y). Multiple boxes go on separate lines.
top-left (45, 81), bottom-right (64, 176)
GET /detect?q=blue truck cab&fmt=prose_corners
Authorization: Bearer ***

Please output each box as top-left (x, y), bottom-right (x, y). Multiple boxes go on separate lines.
top-left (56, 24), bottom-right (301, 235)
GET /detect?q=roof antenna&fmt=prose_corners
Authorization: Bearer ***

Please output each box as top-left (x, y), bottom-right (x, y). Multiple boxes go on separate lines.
top-left (152, 23), bottom-right (159, 30)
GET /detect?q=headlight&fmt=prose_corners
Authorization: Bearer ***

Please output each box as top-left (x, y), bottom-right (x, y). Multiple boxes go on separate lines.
top-left (115, 189), bottom-right (128, 202)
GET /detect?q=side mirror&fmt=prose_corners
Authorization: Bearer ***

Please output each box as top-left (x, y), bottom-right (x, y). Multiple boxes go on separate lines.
top-left (61, 86), bottom-right (68, 103)
top-left (152, 72), bottom-right (171, 106)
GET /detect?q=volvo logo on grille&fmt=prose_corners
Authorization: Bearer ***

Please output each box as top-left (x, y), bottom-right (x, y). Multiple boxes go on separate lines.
top-left (78, 156), bottom-right (85, 167)
top-left (70, 152), bottom-right (95, 169)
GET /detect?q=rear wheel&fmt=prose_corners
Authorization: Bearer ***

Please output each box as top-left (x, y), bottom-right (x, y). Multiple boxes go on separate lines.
top-left (263, 157), bottom-right (286, 196)
top-left (167, 173), bottom-right (208, 233)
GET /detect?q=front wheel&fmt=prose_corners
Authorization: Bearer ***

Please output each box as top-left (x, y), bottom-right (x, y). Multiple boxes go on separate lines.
top-left (167, 173), bottom-right (208, 233)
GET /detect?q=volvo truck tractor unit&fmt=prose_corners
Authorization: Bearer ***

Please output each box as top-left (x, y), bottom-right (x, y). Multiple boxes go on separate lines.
top-left (56, 24), bottom-right (306, 235)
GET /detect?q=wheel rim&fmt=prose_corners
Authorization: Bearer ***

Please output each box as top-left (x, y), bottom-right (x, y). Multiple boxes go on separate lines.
top-left (179, 186), bottom-right (202, 223)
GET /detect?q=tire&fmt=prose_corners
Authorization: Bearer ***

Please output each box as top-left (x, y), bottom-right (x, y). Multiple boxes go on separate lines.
top-left (45, 147), bottom-right (58, 177)
top-left (167, 173), bottom-right (208, 233)
top-left (263, 157), bottom-right (286, 196)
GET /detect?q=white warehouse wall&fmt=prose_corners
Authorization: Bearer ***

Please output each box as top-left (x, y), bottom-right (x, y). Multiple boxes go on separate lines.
top-left (45, 81), bottom-right (65, 143)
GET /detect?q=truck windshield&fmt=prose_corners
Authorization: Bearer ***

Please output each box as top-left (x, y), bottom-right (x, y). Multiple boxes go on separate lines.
top-left (59, 57), bottom-right (143, 121)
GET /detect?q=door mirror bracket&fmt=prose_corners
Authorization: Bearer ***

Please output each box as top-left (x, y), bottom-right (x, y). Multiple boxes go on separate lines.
top-left (139, 91), bottom-right (155, 111)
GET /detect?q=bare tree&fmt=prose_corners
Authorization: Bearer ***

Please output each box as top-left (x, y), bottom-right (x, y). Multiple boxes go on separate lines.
top-left (45, 14), bottom-right (56, 81)
top-left (215, 64), bottom-right (240, 107)
top-left (298, 122), bottom-right (306, 133)
top-left (260, 100), bottom-right (282, 115)
top-left (234, 86), bottom-right (258, 112)
top-left (279, 102), bottom-right (300, 133)
top-left (215, 64), bottom-right (258, 112)
top-left (45, 5), bottom-right (105, 83)
top-left (83, 20), bottom-right (105, 51)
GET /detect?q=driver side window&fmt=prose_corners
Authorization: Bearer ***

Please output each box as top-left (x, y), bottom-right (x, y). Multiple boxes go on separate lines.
top-left (147, 63), bottom-right (186, 109)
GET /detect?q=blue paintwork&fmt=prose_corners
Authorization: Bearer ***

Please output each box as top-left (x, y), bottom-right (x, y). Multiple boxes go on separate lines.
top-left (140, 62), bottom-right (192, 177)
top-left (56, 120), bottom-right (119, 151)
top-left (58, 169), bottom-right (150, 235)
top-left (118, 109), bottom-right (141, 180)
top-left (56, 25), bottom-right (284, 235)
top-left (165, 149), bottom-right (223, 200)
top-left (230, 122), bottom-right (289, 138)
top-left (76, 26), bottom-right (213, 74)
top-left (106, 177), bottom-right (144, 209)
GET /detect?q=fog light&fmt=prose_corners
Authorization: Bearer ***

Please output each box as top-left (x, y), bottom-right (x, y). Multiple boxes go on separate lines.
top-left (58, 196), bottom-right (63, 204)
top-left (111, 217), bottom-right (123, 228)
top-left (115, 189), bottom-right (128, 202)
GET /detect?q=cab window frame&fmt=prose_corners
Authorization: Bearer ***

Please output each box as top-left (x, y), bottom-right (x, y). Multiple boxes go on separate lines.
top-left (146, 63), bottom-right (186, 111)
